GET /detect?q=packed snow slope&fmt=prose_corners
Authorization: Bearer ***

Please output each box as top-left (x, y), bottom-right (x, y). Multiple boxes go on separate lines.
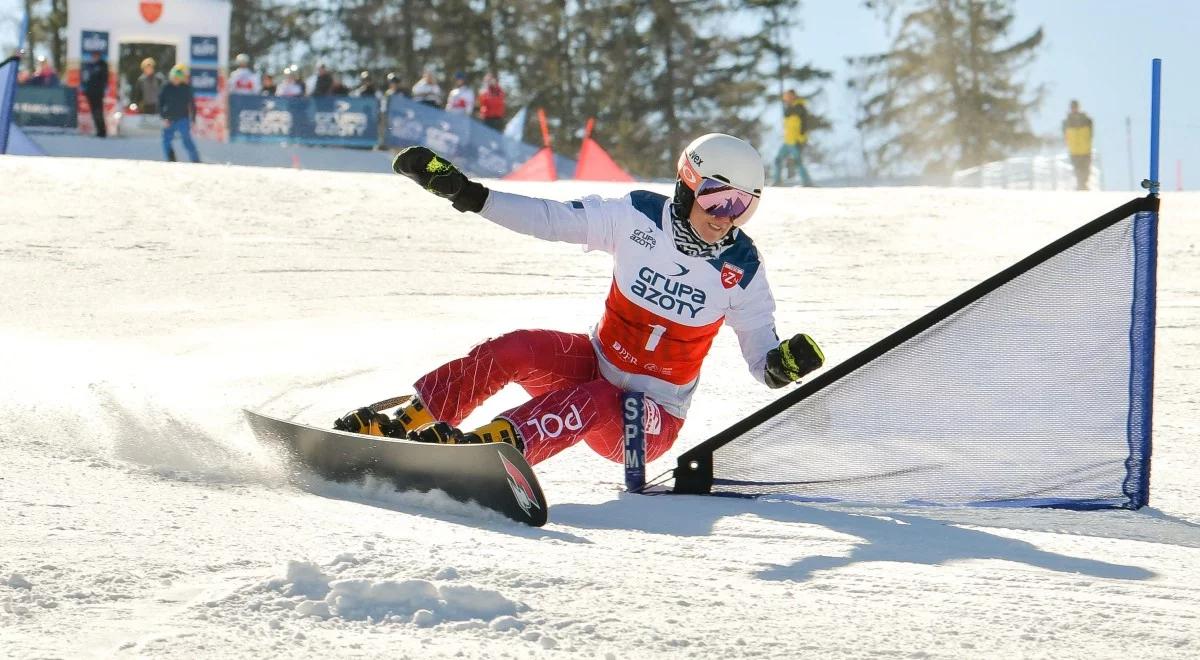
top-left (2, 156), bottom-right (1198, 659)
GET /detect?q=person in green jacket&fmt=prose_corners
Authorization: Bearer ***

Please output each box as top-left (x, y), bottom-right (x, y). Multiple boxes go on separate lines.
top-left (773, 90), bottom-right (813, 187)
top-left (1062, 99), bottom-right (1094, 190)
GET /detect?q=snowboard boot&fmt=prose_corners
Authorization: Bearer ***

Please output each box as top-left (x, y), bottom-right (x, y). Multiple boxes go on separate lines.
top-left (392, 396), bottom-right (434, 434)
top-left (408, 419), bottom-right (524, 452)
top-left (333, 407), bottom-right (391, 436)
top-left (333, 396), bottom-right (435, 438)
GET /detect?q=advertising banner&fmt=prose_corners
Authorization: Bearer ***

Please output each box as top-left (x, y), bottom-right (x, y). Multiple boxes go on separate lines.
top-left (229, 95), bottom-right (380, 148)
top-left (13, 86), bottom-right (79, 128)
top-left (384, 95), bottom-right (575, 179)
top-left (80, 30), bottom-right (108, 57)
top-left (188, 34), bottom-right (225, 140)
top-left (189, 36), bottom-right (219, 98)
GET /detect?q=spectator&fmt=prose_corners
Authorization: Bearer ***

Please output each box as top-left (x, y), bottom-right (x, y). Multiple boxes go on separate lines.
top-left (228, 53), bottom-right (261, 95)
top-left (158, 64), bottom-right (200, 163)
top-left (331, 73), bottom-right (350, 96)
top-left (773, 89), bottom-right (813, 187)
top-left (131, 57), bottom-right (165, 115)
top-left (26, 56), bottom-right (59, 86)
top-left (276, 67), bottom-right (304, 97)
top-left (445, 71), bottom-right (474, 115)
top-left (352, 70), bottom-right (377, 98)
top-left (81, 50), bottom-right (109, 138)
top-left (1062, 99), bottom-right (1094, 191)
top-left (310, 63), bottom-right (333, 96)
top-left (477, 71), bottom-right (505, 131)
top-left (260, 72), bottom-right (276, 96)
top-left (384, 72), bottom-right (408, 99)
top-left (381, 74), bottom-right (400, 97)
top-left (411, 70), bottom-right (442, 107)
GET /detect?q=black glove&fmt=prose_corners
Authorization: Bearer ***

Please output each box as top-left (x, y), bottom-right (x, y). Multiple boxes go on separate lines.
top-left (391, 146), bottom-right (489, 213)
top-left (764, 333), bottom-right (825, 389)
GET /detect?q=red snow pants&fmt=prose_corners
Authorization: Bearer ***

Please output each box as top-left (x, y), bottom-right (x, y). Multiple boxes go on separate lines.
top-left (414, 329), bottom-right (683, 466)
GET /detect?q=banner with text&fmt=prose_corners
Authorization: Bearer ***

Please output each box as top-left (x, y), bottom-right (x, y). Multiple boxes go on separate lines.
top-left (13, 85), bottom-right (79, 128)
top-left (229, 95), bottom-right (379, 148)
top-left (384, 95), bottom-right (575, 179)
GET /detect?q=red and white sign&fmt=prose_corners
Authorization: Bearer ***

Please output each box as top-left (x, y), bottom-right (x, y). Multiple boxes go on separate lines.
top-left (140, 1), bottom-right (163, 23)
top-left (720, 263), bottom-right (745, 289)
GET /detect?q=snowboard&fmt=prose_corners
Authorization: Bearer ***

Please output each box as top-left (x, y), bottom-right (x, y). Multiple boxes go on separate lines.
top-left (244, 409), bottom-right (548, 526)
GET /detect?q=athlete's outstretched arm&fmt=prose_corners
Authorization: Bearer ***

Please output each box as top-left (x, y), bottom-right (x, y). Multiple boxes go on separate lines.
top-left (478, 190), bottom-right (588, 244)
top-left (391, 146), bottom-right (589, 245)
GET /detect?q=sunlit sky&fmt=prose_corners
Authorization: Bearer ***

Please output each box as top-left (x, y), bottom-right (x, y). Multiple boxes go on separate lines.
top-left (794, 0), bottom-right (1196, 190)
top-left (4, 1), bottom-right (1195, 190)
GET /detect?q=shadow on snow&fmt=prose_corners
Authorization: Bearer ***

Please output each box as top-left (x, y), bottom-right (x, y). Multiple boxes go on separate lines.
top-left (552, 494), bottom-right (1165, 582)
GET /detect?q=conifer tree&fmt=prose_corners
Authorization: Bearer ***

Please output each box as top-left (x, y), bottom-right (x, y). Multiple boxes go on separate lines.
top-left (848, 0), bottom-right (1044, 176)
top-left (337, 0), bottom-right (430, 86)
top-left (230, 0), bottom-right (325, 71)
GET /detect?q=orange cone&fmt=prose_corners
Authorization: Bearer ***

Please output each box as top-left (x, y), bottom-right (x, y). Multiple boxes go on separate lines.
top-left (575, 119), bottom-right (634, 182)
top-left (504, 109), bottom-right (557, 181)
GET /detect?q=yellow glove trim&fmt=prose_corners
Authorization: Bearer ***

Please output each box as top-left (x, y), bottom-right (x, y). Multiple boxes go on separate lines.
top-left (802, 333), bottom-right (825, 364)
top-left (426, 156), bottom-right (452, 174)
top-left (779, 334), bottom-right (824, 378)
top-left (779, 340), bottom-right (799, 375)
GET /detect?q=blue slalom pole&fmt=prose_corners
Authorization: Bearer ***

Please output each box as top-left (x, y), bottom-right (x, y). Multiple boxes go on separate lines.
top-left (622, 392), bottom-right (646, 492)
top-left (1147, 58), bottom-right (1162, 196)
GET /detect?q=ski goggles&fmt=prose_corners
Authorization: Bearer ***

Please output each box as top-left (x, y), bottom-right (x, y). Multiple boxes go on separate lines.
top-left (693, 177), bottom-right (759, 223)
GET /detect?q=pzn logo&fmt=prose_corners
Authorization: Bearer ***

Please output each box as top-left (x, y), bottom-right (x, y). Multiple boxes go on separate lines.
top-left (523, 404), bottom-right (583, 438)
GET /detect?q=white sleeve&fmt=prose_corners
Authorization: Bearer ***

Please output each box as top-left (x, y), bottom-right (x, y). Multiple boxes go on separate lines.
top-left (478, 190), bottom-right (629, 254)
top-left (725, 267), bottom-right (780, 385)
top-left (478, 190), bottom-right (592, 245)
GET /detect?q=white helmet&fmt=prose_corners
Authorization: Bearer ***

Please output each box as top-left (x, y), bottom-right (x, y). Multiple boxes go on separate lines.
top-left (235, 53), bottom-right (250, 67)
top-left (674, 133), bottom-right (765, 225)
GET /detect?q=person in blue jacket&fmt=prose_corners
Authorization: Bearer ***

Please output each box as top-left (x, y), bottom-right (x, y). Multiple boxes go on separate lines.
top-left (158, 64), bottom-right (201, 163)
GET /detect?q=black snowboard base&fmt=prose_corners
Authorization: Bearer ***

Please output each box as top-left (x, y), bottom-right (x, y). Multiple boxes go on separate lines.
top-left (244, 409), bottom-right (548, 526)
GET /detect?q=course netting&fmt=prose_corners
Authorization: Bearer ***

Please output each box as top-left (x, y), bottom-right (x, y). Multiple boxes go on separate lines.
top-left (673, 196), bottom-right (1159, 510)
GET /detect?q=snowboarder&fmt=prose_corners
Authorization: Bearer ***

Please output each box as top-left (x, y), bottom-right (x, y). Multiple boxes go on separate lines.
top-left (335, 134), bottom-right (825, 467)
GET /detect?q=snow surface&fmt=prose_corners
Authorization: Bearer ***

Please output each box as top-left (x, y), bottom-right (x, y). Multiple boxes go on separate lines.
top-left (2, 155), bottom-right (1199, 659)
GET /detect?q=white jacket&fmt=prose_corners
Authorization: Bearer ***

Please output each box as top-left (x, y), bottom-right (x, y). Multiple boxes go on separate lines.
top-left (480, 189), bottom-right (779, 417)
top-left (445, 85), bottom-right (475, 115)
